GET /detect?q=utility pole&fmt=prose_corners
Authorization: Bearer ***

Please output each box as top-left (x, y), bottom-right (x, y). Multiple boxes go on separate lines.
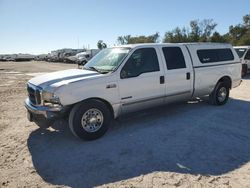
top-left (77, 37), bottom-right (79, 49)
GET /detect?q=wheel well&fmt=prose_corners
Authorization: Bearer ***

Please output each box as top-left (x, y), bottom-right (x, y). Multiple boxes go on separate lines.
top-left (81, 98), bottom-right (114, 119)
top-left (218, 76), bottom-right (232, 89)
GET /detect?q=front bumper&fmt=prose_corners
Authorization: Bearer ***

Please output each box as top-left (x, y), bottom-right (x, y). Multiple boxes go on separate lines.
top-left (24, 98), bottom-right (69, 121)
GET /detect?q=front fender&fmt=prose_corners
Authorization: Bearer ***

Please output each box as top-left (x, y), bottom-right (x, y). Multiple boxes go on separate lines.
top-left (56, 80), bottom-right (121, 118)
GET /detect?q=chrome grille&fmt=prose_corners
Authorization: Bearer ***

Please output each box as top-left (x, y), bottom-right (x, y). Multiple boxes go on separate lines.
top-left (27, 84), bottom-right (41, 105)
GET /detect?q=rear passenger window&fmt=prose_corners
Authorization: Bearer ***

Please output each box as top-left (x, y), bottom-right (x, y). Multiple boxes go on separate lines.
top-left (162, 47), bottom-right (186, 70)
top-left (218, 49), bottom-right (234, 61)
top-left (197, 48), bottom-right (234, 63)
top-left (244, 50), bottom-right (250, 60)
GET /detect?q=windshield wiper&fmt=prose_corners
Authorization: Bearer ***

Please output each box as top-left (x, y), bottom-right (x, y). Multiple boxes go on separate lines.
top-left (85, 66), bottom-right (110, 74)
top-left (88, 66), bottom-right (100, 73)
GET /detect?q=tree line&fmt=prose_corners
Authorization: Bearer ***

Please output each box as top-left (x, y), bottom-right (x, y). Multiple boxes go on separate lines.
top-left (115, 14), bottom-right (250, 46)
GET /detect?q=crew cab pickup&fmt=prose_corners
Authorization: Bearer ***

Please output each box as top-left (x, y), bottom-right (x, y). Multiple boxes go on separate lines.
top-left (234, 46), bottom-right (250, 77)
top-left (25, 43), bottom-right (241, 140)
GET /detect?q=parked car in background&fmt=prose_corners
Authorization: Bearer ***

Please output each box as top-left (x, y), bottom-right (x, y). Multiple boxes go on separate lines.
top-left (14, 54), bottom-right (35, 61)
top-left (234, 46), bottom-right (250, 77)
top-left (46, 48), bottom-right (85, 63)
top-left (64, 55), bottom-right (78, 64)
top-left (25, 43), bottom-right (241, 141)
top-left (34, 54), bottom-right (49, 61)
top-left (0, 55), bottom-right (5, 61)
top-left (64, 49), bottom-right (100, 66)
top-left (62, 52), bottom-right (78, 63)
top-left (0, 54), bottom-right (17, 61)
top-left (76, 49), bottom-right (100, 67)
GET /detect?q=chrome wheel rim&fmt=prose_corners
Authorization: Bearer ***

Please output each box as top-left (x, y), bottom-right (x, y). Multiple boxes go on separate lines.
top-left (81, 108), bottom-right (104, 133)
top-left (218, 87), bottom-right (227, 102)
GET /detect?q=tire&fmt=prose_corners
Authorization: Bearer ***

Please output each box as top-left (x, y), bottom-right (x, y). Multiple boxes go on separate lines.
top-left (69, 99), bottom-right (111, 140)
top-left (242, 64), bottom-right (248, 78)
top-left (209, 82), bottom-right (230, 105)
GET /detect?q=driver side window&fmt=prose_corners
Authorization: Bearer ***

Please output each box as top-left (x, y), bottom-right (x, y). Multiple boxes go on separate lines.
top-left (120, 48), bottom-right (160, 79)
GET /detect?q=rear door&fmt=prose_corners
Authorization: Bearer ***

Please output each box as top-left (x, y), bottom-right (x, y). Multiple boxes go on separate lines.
top-left (160, 46), bottom-right (193, 102)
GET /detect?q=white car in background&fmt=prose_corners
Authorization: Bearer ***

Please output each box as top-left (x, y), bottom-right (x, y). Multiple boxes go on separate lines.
top-left (76, 49), bottom-right (100, 67)
top-left (234, 46), bottom-right (250, 77)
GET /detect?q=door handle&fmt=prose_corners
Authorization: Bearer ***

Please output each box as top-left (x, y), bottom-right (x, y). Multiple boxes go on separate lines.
top-left (186, 72), bottom-right (190, 80)
top-left (160, 76), bottom-right (165, 84)
top-left (106, 83), bottom-right (117, 89)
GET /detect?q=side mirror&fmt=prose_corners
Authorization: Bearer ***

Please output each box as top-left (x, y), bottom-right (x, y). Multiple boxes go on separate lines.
top-left (120, 69), bottom-right (127, 79)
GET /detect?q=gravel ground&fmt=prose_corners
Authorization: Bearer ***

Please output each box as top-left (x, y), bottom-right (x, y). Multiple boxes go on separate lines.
top-left (0, 61), bottom-right (250, 188)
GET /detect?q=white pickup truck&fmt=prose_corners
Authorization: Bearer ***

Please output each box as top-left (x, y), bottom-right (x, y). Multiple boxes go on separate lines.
top-left (25, 43), bottom-right (241, 140)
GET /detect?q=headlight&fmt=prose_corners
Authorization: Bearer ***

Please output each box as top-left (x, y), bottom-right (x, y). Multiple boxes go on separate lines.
top-left (41, 90), bottom-right (60, 104)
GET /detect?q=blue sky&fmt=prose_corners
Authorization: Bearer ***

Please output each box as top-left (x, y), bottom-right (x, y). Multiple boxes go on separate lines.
top-left (0, 0), bottom-right (249, 54)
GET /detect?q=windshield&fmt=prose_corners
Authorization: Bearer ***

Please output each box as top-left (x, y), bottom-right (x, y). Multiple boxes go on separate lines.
top-left (84, 48), bottom-right (130, 73)
top-left (235, 48), bottom-right (247, 58)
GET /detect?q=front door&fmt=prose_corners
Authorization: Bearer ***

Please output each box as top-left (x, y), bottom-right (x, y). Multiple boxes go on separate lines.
top-left (118, 47), bottom-right (166, 114)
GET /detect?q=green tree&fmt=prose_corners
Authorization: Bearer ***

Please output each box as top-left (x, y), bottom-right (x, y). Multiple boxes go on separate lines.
top-left (189, 20), bottom-right (200, 42)
top-left (163, 19), bottom-right (217, 43)
top-left (163, 27), bottom-right (189, 43)
top-left (117, 14), bottom-right (250, 45)
top-left (117, 32), bottom-right (159, 44)
top-left (227, 14), bottom-right (250, 45)
top-left (200, 19), bottom-right (217, 41)
top-left (189, 19), bottom-right (217, 42)
top-left (117, 35), bottom-right (131, 45)
top-left (97, 40), bottom-right (107, 50)
top-left (210, 32), bottom-right (227, 43)
top-left (243, 14), bottom-right (250, 28)
top-left (238, 30), bottom-right (250, 45)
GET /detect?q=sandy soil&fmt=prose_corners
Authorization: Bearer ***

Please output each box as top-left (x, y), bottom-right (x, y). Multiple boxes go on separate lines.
top-left (0, 61), bottom-right (250, 188)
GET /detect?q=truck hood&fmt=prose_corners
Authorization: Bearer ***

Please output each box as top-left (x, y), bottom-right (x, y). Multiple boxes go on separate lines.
top-left (28, 69), bottom-right (101, 90)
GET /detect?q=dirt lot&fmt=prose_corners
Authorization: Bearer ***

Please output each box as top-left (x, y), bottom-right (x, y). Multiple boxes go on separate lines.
top-left (0, 61), bottom-right (250, 188)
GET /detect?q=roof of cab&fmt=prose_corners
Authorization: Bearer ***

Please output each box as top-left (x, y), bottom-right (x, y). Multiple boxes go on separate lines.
top-left (114, 42), bottom-right (233, 49)
top-left (233, 46), bottom-right (250, 49)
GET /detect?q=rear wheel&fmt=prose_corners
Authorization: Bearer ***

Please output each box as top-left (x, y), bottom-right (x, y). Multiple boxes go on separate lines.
top-left (69, 99), bottom-right (111, 140)
top-left (209, 82), bottom-right (230, 105)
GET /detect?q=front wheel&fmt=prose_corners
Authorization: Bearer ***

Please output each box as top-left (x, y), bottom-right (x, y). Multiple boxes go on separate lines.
top-left (209, 82), bottom-right (230, 105)
top-left (69, 99), bottom-right (112, 140)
